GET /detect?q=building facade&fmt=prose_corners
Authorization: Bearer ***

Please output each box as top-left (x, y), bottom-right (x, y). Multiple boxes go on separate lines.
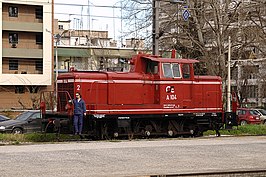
top-left (231, 58), bottom-right (266, 108)
top-left (54, 20), bottom-right (140, 72)
top-left (0, 0), bottom-right (53, 109)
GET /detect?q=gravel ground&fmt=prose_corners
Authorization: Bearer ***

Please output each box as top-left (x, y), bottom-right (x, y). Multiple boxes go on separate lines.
top-left (0, 136), bottom-right (266, 177)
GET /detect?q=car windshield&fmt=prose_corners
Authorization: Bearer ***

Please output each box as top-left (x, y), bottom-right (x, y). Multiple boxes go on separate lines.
top-left (0, 115), bottom-right (9, 121)
top-left (257, 109), bottom-right (266, 115)
top-left (15, 112), bottom-right (33, 121)
top-left (250, 110), bottom-right (260, 116)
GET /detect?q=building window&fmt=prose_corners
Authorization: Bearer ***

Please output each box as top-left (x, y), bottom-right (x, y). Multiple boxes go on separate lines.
top-left (9, 6), bottom-right (18, 17)
top-left (262, 84), bottom-right (266, 98)
top-left (242, 65), bottom-right (259, 79)
top-left (231, 67), bottom-right (238, 80)
top-left (35, 7), bottom-right (43, 19)
top-left (35, 60), bottom-right (43, 73)
top-left (15, 86), bottom-right (25, 94)
top-left (36, 33), bottom-right (43, 45)
top-left (58, 25), bottom-right (64, 30)
top-left (9, 60), bottom-right (18, 70)
top-left (245, 85), bottom-right (258, 98)
top-left (29, 86), bottom-right (39, 93)
top-left (9, 33), bottom-right (18, 44)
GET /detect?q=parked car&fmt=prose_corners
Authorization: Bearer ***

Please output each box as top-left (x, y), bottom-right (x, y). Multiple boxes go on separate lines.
top-left (236, 108), bottom-right (261, 125)
top-left (0, 115), bottom-right (10, 122)
top-left (253, 109), bottom-right (266, 124)
top-left (0, 111), bottom-right (42, 134)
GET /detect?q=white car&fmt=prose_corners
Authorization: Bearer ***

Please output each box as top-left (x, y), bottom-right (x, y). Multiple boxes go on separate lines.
top-left (254, 109), bottom-right (266, 124)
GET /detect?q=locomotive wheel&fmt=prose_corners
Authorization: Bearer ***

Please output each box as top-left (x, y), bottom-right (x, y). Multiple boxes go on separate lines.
top-left (168, 120), bottom-right (179, 137)
top-left (168, 130), bottom-right (174, 137)
top-left (145, 125), bottom-right (153, 132)
top-left (144, 125), bottom-right (153, 137)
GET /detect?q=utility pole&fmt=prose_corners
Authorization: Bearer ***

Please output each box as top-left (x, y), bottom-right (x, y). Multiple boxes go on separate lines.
top-left (55, 34), bottom-right (60, 110)
top-left (227, 36), bottom-right (231, 112)
top-left (152, 0), bottom-right (159, 55)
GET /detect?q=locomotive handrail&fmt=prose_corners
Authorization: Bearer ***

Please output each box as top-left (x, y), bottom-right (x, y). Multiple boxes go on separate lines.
top-left (40, 91), bottom-right (73, 115)
top-left (57, 91), bottom-right (73, 113)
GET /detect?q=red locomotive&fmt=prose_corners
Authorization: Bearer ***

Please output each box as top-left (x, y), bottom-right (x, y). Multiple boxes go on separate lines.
top-left (40, 53), bottom-right (237, 139)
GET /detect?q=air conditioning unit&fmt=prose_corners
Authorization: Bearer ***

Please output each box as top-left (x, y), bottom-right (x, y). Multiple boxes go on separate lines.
top-left (11, 43), bottom-right (17, 48)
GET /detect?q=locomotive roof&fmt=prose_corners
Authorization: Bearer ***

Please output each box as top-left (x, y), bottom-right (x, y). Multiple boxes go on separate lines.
top-left (143, 56), bottom-right (199, 64)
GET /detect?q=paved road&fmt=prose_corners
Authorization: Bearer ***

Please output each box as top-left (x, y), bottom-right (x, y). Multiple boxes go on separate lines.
top-left (0, 136), bottom-right (266, 177)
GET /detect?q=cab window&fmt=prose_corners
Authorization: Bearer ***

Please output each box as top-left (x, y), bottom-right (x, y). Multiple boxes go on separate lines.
top-left (172, 64), bottom-right (181, 77)
top-left (163, 63), bottom-right (172, 78)
top-left (182, 64), bottom-right (190, 79)
top-left (162, 63), bottom-right (181, 78)
top-left (146, 60), bottom-right (158, 74)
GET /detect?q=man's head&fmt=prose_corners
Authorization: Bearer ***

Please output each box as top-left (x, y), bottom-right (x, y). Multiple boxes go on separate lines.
top-left (76, 92), bottom-right (81, 98)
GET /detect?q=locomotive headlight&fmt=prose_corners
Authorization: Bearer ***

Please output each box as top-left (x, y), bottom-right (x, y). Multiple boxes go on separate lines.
top-left (0, 126), bottom-right (6, 130)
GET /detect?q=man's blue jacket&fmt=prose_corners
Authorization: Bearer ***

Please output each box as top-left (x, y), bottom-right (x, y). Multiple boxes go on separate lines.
top-left (73, 98), bottom-right (86, 115)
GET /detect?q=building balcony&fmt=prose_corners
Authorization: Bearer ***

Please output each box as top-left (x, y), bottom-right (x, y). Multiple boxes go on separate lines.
top-left (2, 48), bottom-right (43, 58)
top-left (2, 21), bottom-right (43, 32)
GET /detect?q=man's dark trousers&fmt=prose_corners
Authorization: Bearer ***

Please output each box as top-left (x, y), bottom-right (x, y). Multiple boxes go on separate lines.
top-left (74, 114), bottom-right (83, 134)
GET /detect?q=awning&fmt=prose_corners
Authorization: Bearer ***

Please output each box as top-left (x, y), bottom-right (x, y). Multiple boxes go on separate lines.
top-left (55, 48), bottom-right (91, 57)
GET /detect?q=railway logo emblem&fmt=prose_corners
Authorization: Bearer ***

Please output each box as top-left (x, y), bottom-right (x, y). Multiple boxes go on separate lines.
top-left (166, 86), bottom-right (177, 100)
top-left (166, 86), bottom-right (175, 93)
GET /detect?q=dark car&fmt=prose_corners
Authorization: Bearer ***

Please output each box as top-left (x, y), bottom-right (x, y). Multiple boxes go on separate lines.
top-left (236, 108), bottom-right (261, 125)
top-left (0, 111), bottom-right (42, 134)
top-left (0, 115), bottom-right (10, 122)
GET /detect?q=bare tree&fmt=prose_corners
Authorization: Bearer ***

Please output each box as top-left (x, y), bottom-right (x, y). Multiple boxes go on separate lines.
top-left (120, 0), bottom-right (266, 105)
top-left (120, 0), bottom-right (153, 47)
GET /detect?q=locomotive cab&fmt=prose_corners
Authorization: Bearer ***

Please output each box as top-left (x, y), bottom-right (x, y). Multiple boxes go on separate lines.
top-left (129, 54), bottom-right (200, 109)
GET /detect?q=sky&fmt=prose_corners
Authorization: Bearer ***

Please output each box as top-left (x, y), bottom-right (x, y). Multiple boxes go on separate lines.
top-left (54, 0), bottom-right (122, 40)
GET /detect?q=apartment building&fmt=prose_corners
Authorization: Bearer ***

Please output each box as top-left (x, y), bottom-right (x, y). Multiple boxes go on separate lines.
top-left (0, 0), bottom-right (53, 109)
top-left (53, 20), bottom-right (139, 72)
top-left (231, 59), bottom-right (266, 108)
top-left (55, 19), bottom-right (113, 47)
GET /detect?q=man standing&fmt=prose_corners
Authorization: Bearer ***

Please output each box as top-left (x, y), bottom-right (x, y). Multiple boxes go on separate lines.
top-left (73, 92), bottom-right (86, 135)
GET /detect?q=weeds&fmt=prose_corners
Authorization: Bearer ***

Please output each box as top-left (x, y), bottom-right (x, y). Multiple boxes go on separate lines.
top-left (204, 125), bottom-right (266, 136)
top-left (0, 133), bottom-right (80, 144)
top-left (0, 125), bottom-right (265, 144)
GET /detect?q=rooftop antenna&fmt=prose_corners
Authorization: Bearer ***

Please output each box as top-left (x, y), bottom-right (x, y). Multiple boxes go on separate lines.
top-left (120, 1), bottom-right (123, 47)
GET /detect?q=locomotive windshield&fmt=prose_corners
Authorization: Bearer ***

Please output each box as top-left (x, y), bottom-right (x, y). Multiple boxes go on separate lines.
top-left (162, 63), bottom-right (181, 78)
